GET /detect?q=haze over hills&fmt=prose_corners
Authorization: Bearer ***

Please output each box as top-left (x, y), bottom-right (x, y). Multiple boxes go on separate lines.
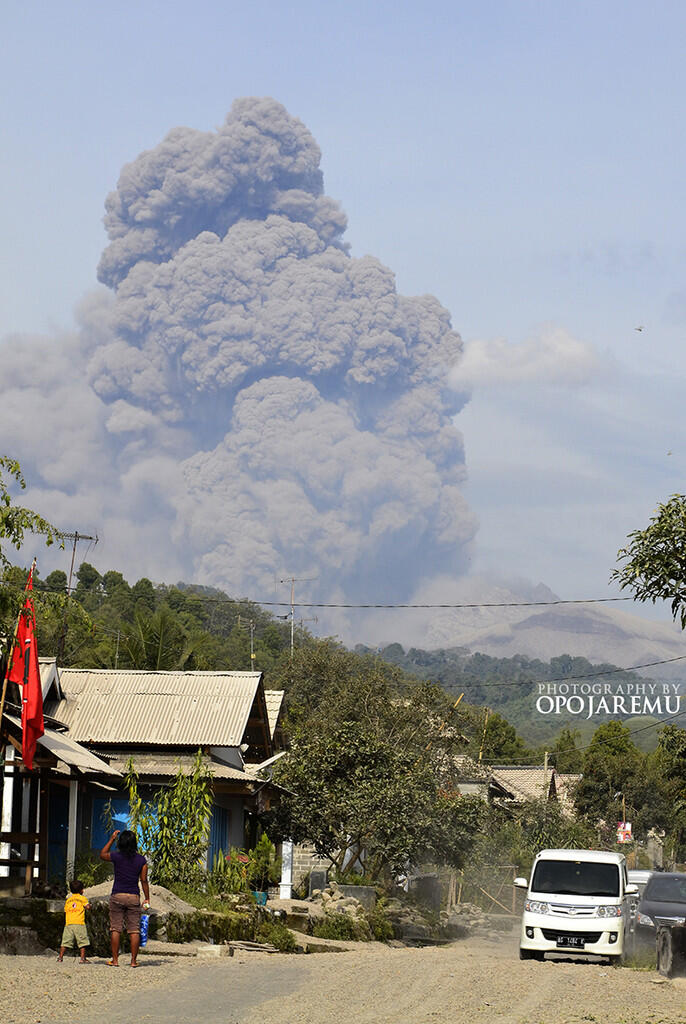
top-left (398, 577), bottom-right (686, 682)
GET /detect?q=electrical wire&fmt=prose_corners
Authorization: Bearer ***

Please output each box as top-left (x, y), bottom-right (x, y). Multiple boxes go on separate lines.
top-left (0, 578), bottom-right (638, 609)
top-left (438, 654), bottom-right (686, 690)
top-left (476, 700), bottom-right (686, 766)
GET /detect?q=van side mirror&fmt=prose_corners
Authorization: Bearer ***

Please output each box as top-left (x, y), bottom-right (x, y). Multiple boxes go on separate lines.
top-left (513, 877), bottom-right (528, 889)
top-left (625, 884), bottom-right (639, 895)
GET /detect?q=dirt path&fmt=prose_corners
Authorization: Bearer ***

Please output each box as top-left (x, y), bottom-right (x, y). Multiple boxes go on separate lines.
top-left (2, 937), bottom-right (685, 1024)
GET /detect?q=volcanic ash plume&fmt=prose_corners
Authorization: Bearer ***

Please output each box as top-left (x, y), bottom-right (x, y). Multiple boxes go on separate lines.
top-left (4, 98), bottom-right (475, 603)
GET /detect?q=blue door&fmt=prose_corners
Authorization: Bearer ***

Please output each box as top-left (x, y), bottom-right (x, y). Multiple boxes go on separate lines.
top-left (209, 806), bottom-right (229, 867)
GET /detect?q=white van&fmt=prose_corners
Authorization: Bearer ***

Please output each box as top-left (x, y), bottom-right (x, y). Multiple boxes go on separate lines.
top-left (514, 849), bottom-right (638, 962)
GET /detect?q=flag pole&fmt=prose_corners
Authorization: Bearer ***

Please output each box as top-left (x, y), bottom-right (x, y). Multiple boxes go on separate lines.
top-left (0, 560), bottom-right (36, 726)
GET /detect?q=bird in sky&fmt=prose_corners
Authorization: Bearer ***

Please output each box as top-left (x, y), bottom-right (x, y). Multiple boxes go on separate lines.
top-left (635, 325), bottom-right (644, 332)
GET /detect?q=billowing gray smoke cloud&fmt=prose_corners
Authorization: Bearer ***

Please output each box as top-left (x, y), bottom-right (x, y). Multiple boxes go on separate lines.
top-left (1, 98), bottom-right (475, 609)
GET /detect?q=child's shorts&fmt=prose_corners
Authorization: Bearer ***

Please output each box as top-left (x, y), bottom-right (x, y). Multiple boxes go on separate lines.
top-left (61, 923), bottom-right (90, 948)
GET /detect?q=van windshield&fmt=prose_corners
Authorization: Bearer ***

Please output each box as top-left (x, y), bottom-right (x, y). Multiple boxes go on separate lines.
top-left (531, 859), bottom-right (620, 897)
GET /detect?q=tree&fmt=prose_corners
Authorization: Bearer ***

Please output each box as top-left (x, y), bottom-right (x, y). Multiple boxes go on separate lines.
top-left (125, 752), bottom-right (213, 888)
top-left (574, 721), bottom-right (645, 828)
top-left (550, 726), bottom-right (583, 774)
top-left (269, 640), bottom-right (483, 880)
top-left (0, 456), bottom-right (62, 661)
top-left (0, 457), bottom-right (61, 570)
top-left (612, 495), bottom-right (686, 627)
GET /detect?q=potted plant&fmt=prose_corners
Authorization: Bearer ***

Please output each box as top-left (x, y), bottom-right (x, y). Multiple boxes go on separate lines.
top-left (248, 834), bottom-right (281, 904)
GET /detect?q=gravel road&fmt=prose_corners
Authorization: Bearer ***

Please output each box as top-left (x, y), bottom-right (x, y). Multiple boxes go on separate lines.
top-left (1, 936), bottom-right (684, 1024)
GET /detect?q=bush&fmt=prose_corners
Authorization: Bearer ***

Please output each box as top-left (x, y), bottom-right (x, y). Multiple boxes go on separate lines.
top-left (257, 921), bottom-right (297, 952)
top-left (312, 912), bottom-right (361, 941)
top-left (248, 833), bottom-right (281, 891)
top-left (74, 850), bottom-right (112, 888)
top-left (207, 849), bottom-right (251, 895)
top-left (366, 900), bottom-right (393, 942)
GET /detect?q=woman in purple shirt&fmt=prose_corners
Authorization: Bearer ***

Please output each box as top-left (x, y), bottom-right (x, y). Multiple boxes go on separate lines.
top-left (100, 829), bottom-right (150, 967)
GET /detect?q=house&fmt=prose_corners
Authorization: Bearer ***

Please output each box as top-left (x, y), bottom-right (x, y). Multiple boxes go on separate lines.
top-left (454, 758), bottom-right (582, 818)
top-left (488, 766), bottom-right (557, 806)
top-left (453, 754), bottom-right (490, 798)
top-left (43, 665), bottom-right (285, 867)
top-left (1, 660), bottom-right (121, 892)
top-left (0, 661), bottom-right (286, 890)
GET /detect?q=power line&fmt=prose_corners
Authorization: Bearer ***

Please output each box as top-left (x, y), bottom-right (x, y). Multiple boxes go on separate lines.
top-left (252, 596), bottom-right (637, 609)
top-left (442, 654), bottom-right (686, 690)
top-left (0, 578), bottom-right (637, 610)
top-left (477, 700), bottom-right (686, 766)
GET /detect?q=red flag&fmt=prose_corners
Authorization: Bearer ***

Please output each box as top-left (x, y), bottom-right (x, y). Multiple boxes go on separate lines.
top-left (6, 566), bottom-right (44, 769)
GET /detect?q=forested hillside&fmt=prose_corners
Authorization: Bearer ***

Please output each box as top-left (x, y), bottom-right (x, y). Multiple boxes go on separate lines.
top-left (23, 562), bottom-right (293, 673)
top-left (7, 559), bottom-right (669, 758)
top-left (360, 643), bottom-right (664, 750)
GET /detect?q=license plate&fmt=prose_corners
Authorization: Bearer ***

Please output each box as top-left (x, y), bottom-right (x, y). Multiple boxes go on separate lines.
top-left (556, 935), bottom-right (585, 948)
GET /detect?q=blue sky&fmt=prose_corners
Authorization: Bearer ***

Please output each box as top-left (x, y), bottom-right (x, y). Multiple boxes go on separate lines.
top-left (2, 1), bottom-right (685, 622)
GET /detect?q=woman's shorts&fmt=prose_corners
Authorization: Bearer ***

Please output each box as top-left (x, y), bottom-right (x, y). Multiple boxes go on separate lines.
top-left (109, 892), bottom-right (141, 933)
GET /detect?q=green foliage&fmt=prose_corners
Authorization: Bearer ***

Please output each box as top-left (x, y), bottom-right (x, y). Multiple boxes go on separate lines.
top-left (366, 900), bottom-right (394, 942)
top-left (207, 848), bottom-right (251, 895)
top-left (574, 721), bottom-right (648, 828)
top-left (257, 920), bottom-right (297, 951)
top-left (247, 833), bottom-right (281, 891)
top-left (269, 639), bottom-right (483, 880)
top-left (31, 562), bottom-right (294, 671)
top-left (0, 456), bottom-right (63, 661)
top-left (73, 850), bottom-right (112, 888)
top-left (612, 495), bottom-right (686, 627)
top-left (125, 752), bottom-right (213, 888)
top-left (312, 912), bottom-right (361, 941)
top-left (0, 456), bottom-right (62, 569)
top-left (550, 726), bottom-right (583, 773)
top-left (368, 643), bottom-right (660, 748)
top-left (164, 908), bottom-right (256, 944)
top-left (469, 800), bottom-right (596, 875)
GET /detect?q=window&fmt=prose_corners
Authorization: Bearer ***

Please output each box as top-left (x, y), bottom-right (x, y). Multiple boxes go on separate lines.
top-left (531, 860), bottom-right (620, 897)
top-left (645, 876), bottom-right (686, 904)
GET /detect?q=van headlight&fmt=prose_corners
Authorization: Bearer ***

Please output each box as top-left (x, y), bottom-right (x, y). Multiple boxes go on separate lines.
top-left (525, 899), bottom-right (550, 915)
top-left (595, 906), bottom-right (622, 918)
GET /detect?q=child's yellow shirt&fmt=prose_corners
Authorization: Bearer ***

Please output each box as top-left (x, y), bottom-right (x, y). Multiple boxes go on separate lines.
top-left (64, 892), bottom-right (89, 925)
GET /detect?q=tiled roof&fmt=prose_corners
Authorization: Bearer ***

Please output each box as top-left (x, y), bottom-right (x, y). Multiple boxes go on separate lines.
top-left (264, 690), bottom-right (285, 739)
top-left (45, 668), bottom-right (264, 746)
top-left (490, 766), bottom-right (554, 801)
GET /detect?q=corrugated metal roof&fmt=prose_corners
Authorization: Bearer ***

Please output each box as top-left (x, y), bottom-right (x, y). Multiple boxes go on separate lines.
top-left (264, 690), bottom-right (285, 739)
top-left (46, 669), bottom-right (263, 746)
top-left (104, 751), bottom-right (258, 783)
top-left (4, 714), bottom-right (121, 776)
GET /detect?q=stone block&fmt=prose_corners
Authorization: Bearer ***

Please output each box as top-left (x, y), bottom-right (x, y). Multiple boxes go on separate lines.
top-left (196, 943), bottom-right (233, 958)
top-left (339, 885), bottom-right (376, 910)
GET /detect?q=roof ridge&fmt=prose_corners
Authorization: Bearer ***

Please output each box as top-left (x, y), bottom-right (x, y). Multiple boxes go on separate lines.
top-left (57, 667), bottom-right (261, 676)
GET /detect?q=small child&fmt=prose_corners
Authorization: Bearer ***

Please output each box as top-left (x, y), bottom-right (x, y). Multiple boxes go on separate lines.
top-left (58, 879), bottom-right (90, 963)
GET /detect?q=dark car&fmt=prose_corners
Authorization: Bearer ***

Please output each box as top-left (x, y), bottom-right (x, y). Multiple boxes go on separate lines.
top-left (634, 873), bottom-right (686, 950)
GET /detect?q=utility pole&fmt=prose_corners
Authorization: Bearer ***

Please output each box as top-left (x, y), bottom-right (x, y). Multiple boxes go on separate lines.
top-left (279, 576), bottom-right (317, 656)
top-left (478, 708), bottom-right (490, 763)
top-left (56, 530), bottom-right (98, 663)
top-left (543, 750), bottom-right (549, 796)
top-left (238, 615), bottom-right (257, 670)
